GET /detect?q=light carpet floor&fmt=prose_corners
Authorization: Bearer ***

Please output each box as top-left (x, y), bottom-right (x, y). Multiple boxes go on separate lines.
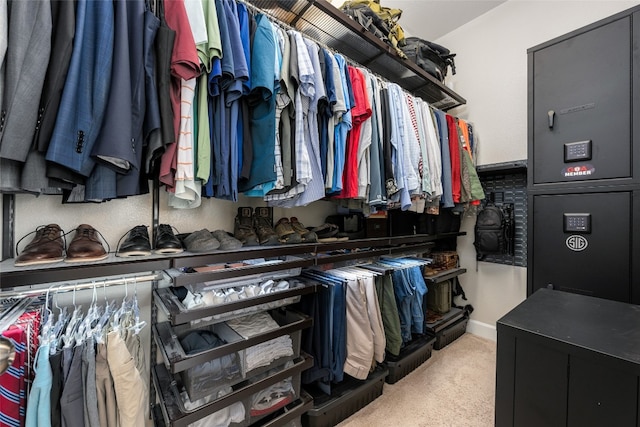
top-left (337, 333), bottom-right (496, 427)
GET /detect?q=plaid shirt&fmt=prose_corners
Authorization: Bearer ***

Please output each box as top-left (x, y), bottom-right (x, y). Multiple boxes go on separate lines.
top-left (265, 30), bottom-right (314, 204)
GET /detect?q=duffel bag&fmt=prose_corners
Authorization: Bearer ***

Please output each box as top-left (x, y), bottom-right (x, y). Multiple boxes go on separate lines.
top-left (401, 36), bottom-right (456, 82)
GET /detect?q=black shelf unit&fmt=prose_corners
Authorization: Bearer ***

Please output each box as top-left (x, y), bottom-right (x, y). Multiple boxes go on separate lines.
top-left (0, 234), bottom-right (463, 289)
top-left (421, 268), bottom-right (469, 351)
top-left (153, 357), bottom-right (314, 427)
top-left (244, 0), bottom-right (465, 111)
top-left (423, 267), bottom-right (467, 284)
top-left (155, 284), bottom-right (317, 326)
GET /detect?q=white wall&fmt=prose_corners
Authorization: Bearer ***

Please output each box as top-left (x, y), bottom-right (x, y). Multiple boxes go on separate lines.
top-left (437, 0), bottom-right (639, 338)
top-left (11, 192), bottom-right (338, 251)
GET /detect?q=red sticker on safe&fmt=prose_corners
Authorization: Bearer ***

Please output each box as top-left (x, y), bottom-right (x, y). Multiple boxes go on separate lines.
top-left (562, 164), bottom-right (595, 178)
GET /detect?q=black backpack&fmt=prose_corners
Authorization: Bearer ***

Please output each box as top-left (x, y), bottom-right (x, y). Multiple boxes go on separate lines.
top-left (474, 202), bottom-right (514, 260)
top-left (400, 37), bottom-right (456, 82)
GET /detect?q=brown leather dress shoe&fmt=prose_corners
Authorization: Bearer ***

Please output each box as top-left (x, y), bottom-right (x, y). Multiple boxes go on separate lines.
top-left (14, 224), bottom-right (65, 266)
top-left (65, 224), bottom-right (109, 263)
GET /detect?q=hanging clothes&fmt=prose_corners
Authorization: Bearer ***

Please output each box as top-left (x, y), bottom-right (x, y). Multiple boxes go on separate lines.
top-left (0, 0), bottom-right (52, 192)
top-left (25, 342), bottom-right (52, 427)
top-left (329, 269), bottom-right (385, 380)
top-left (21, 0), bottom-right (76, 196)
top-left (366, 75), bottom-right (386, 206)
top-left (107, 331), bottom-right (147, 427)
top-left (159, 0), bottom-right (200, 191)
top-left (168, 77), bottom-right (201, 208)
top-left (1, 325), bottom-right (28, 427)
top-left (149, 0), bottom-right (176, 174)
top-left (239, 12), bottom-right (277, 192)
top-left (303, 271), bottom-right (347, 384)
top-left (140, 4), bottom-right (162, 180)
top-left (45, 0), bottom-right (114, 181)
top-left (1, 310), bottom-right (40, 427)
top-left (374, 273), bottom-right (402, 356)
top-left (356, 68), bottom-right (374, 200)
top-left (336, 66), bottom-right (371, 200)
top-left (293, 37), bottom-right (326, 207)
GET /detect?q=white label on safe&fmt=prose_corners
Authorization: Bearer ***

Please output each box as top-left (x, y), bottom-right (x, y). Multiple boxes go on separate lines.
top-left (562, 164), bottom-right (595, 177)
top-left (566, 235), bottom-right (588, 252)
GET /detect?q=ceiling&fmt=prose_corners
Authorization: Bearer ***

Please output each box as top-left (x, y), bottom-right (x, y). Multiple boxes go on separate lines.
top-left (339, 0), bottom-right (507, 41)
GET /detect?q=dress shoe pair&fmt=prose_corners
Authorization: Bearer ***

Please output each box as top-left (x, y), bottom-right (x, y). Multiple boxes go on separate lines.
top-left (116, 224), bottom-right (184, 257)
top-left (14, 224), bottom-right (109, 266)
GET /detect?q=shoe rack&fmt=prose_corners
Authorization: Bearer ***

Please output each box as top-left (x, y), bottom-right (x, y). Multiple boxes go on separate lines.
top-left (0, 233), bottom-right (466, 289)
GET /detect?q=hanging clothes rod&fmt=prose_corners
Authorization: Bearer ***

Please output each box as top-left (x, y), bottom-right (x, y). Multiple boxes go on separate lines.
top-left (0, 273), bottom-right (161, 300)
top-left (237, 0), bottom-right (404, 96)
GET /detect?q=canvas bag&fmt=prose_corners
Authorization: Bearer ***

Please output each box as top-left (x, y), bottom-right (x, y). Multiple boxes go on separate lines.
top-left (341, 0), bottom-right (407, 57)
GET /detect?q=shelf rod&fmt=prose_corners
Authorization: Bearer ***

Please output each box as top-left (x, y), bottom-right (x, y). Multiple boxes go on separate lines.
top-left (0, 273), bottom-right (162, 300)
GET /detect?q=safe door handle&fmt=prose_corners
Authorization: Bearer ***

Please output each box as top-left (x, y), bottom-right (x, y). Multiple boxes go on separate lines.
top-left (548, 110), bottom-right (555, 129)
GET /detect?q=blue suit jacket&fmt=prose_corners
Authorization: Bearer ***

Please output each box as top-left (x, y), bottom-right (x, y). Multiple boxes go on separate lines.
top-left (86, 0), bottom-right (147, 200)
top-left (46, 0), bottom-right (114, 178)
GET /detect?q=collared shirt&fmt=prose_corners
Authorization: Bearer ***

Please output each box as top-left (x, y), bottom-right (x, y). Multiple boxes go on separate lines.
top-left (337, 66), bottom-right (370, 199)
top-left (265, 30), bottom-right (314, 204)
top-left (325, 51), bottom-right (346, 191)
top-left (421, 101), bottom-right (443, 200)
top-left (198, 0), bottom-right (222, 72)
top-left (330, 53), bottom-right (352, 194)
top-left (434, 109), bottom-right (454, 208)
top-left (387, 83), bottom-right (412, 210)
top-left (367, 74), bottom-right (386, 205)
top-left (357, 68), bottom-right (374, 200)
top-left (404, 93), bottom-right (425, 196)
top-left (295, 37), bottom-right (326, 206)
top-left (169, 77), bottom-right (201, 208)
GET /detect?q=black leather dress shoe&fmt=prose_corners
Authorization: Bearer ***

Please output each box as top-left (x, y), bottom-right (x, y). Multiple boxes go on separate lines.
top-left (154, 224), bottom-right (184, 254)
top-left (116, 225), bottom-right (151, 257)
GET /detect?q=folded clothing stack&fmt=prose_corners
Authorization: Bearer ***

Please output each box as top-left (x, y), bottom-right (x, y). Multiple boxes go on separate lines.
top-left (179, 386), bottom-right (245, 427)
top-left (226, 312), bottom-right (293, 372)
top-left (179, 330), bottom-right (242, 398)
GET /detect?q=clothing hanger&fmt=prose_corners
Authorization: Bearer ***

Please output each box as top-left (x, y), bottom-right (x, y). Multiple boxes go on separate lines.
top-left (75, 281), bottom-right (102, 345)
top-left (111, 277), bottom-right (129, 333)
top-left (62, 285), bottom-right (83, 348)
top-left (128, 277), bottom-right (147, 335)
top-left (39, 284), bottom-right (56, 344)
top-left (93, 280), bottom-right (114, 344)
top-left (50, 285), bottom-right (70, 353)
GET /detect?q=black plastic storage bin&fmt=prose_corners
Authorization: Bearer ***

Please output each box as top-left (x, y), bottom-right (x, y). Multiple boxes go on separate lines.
top-left (385, 334), bottom-right (436, 384)
top-left (302, 367), bottom-right (388, 427)
top-left (426, 307), bottom-right (467, 350)
top-left (434, 316), bottom-right (468, 350)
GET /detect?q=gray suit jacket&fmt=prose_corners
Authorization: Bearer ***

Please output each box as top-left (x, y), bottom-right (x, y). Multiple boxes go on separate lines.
top-left (0, 0), bottom-right (52, 191)
top-left (0, 0), bottom-right (52, 162)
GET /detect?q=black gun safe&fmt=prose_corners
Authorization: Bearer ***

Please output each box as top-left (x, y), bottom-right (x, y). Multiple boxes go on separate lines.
top-left (527, 5), bottom-right (640, 304)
